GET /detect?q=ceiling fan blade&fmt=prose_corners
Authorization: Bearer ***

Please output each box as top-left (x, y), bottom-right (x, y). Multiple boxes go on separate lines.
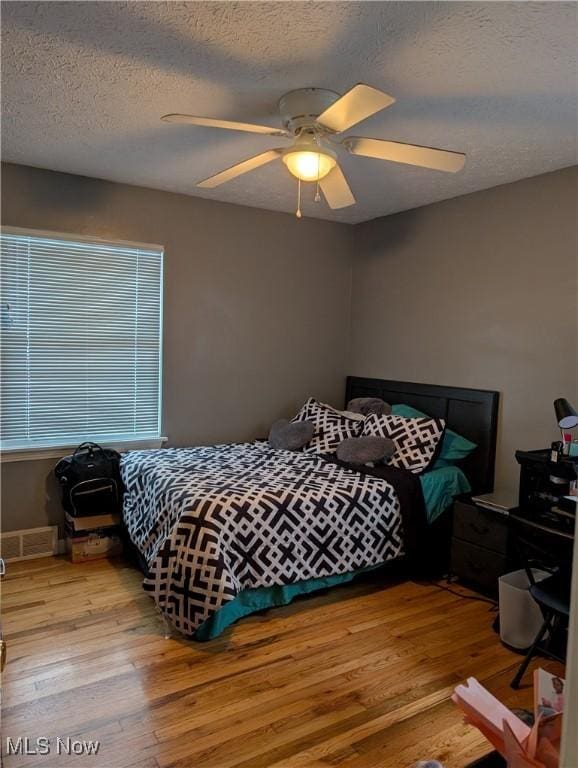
top-left (197, 149), bottom-right (283, 188)
top-left (161, 114), bottom-right (288, 137)
top-left (319, 165), bottom-right (355, 209)
top-left (346, 137), bottom-right (466, 173)
top-left (316, 84), bottom-right (395, 134)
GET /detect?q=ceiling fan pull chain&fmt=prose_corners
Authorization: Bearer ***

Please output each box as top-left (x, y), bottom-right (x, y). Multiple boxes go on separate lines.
top-left (296, 178), bottom-right (302, 218)
top-left (314, 155), bottom-right (321, 203)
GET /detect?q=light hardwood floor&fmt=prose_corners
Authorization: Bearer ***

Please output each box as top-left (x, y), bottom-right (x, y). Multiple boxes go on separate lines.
top-left (1, 556), bottom-right (563, 768)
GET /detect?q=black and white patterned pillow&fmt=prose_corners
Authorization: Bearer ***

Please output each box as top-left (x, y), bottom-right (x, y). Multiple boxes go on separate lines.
top-left (292, 398), bottom-right (363, 454)
top-left (362, 413), bottom-right (445, 474)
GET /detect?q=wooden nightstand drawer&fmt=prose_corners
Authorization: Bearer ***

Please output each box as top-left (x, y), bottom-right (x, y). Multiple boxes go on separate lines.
top-left (453, 500), bottom-right (509, 554)
top-left (451, 538), bottom-right (507, 595)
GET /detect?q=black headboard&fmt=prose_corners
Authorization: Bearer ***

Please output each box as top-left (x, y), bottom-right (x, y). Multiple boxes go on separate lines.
top-left (345, 377), bottom-right (500, 495)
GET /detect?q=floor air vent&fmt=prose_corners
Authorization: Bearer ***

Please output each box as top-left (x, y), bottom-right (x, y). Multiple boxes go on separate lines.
top-left (1, 526), bottom-right (58, 561)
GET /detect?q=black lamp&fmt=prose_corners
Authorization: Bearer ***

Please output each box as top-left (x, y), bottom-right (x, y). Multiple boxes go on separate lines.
top-left (554, 398), bottom-right (578, 430)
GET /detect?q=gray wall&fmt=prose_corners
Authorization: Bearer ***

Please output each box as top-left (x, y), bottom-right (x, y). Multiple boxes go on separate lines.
top-left (2, 163), bottom-right (576, 533)
top-left (1, 162), bottom-right (354, 532)
top-left (350, 167), bottom-right (578, 491)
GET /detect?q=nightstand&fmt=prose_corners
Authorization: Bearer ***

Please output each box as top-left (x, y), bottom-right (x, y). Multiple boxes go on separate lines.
top-left (450, 496), bottom-right (512, 596)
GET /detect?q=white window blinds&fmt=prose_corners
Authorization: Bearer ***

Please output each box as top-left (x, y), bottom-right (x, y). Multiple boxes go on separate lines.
top-left (0, 228), bottom-right (163, 450)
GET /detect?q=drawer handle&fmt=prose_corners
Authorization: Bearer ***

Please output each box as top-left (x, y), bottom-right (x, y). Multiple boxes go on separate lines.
top-left (466, 558), bottom-right (484, 574)
top-left (470, 522), bottom-right (490, 536)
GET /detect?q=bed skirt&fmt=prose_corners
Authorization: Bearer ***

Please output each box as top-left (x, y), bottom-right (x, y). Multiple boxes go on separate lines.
top-left (194, 565), bottom-right (381, 641)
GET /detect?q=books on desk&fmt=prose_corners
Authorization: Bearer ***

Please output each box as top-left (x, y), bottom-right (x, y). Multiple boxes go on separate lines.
top-left (472, 491), bottom-right (518, 515)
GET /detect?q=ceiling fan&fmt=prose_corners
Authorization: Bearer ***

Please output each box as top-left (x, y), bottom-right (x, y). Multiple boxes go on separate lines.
top-left (161, 84), bottom-right (466, 216)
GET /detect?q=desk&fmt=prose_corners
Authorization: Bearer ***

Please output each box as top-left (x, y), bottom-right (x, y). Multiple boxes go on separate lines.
top-left (512, 448), bottom-right (575, 575)
top-left (508, 507), bottom-right (575, 571)
top-left (515, 449), bottom-right (577, 525)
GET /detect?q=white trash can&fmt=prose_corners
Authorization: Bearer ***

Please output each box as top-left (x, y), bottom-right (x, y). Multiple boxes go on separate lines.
top-left (498, 568), bottom-right (549, 650)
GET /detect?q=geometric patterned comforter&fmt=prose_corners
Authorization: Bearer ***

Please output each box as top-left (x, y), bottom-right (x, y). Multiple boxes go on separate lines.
top-left (120, 442), bottom-right (404, 637)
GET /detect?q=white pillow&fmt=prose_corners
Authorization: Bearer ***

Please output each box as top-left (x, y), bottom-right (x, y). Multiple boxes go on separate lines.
top-left (321, 402), bottom-right (366, 422)
top-left (362, 412), bottom-right (445, 474)
top-left (292, 398), bottom-right (364, 454)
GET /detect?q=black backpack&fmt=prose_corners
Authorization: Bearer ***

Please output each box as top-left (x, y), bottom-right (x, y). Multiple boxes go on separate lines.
top-left (55, 442), bottom-right (122, 517)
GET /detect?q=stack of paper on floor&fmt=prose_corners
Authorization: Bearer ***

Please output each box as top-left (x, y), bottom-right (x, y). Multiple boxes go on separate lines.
top-left (452, 671), bottom-right (563, 768)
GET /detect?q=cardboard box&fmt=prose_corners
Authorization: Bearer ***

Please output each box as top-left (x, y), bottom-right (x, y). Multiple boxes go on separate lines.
top-left (65, 512), bottom-right (123, 563)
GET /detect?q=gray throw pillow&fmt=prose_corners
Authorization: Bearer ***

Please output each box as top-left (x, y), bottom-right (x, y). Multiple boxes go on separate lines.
top-left (268, 419), bottom-right (314, 451)
top-left (336, 436), bottom-right (395, 465)
top-left (346, 397), bottom-right (392, 417)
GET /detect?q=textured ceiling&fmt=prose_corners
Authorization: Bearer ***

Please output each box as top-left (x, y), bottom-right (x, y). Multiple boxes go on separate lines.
top-left (2, 1), bottom-right (576, 224)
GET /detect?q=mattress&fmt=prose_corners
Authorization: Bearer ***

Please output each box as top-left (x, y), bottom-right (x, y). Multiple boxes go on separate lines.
top-left (121, 442), bottom-right (421, 637)
top-left (194, 463), bottom-right (468, 640)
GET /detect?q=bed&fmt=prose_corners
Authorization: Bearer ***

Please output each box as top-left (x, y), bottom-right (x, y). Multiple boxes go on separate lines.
top-left (121, 378), bottom-right (499, 640)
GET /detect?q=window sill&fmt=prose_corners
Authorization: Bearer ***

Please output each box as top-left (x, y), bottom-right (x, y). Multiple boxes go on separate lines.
top-left (0, 437), bottom-right (168, 463)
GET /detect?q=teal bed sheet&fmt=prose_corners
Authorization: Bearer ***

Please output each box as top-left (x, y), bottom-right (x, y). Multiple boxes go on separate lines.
top-left (194, 464), bottom-right (470, 641)
top-left (194, 567), bottom-right (378, 641)
top-left (420, 464), bottom-right (471, 525)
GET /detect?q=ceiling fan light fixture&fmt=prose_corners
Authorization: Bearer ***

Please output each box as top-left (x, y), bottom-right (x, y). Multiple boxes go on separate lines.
top-left (282, 137), bottom-right (337, 182)
top-left (283, 150), bottom-right (336, 181)
top-left (166, 83), bottom-right (465, 210)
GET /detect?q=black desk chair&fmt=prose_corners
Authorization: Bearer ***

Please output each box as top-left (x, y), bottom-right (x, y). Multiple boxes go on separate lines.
top-left (509, 512), bottom-right (574, 690)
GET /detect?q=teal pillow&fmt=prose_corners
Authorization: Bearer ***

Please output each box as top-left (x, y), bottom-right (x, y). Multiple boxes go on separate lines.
top-left (391, 403), bottom-right (477, 463)
top-left (430, 457), bottom-right (453, 469)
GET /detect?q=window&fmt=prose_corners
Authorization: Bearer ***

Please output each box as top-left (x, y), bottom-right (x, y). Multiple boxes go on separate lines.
top-left (1, 228), bottom-right (163, 452)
